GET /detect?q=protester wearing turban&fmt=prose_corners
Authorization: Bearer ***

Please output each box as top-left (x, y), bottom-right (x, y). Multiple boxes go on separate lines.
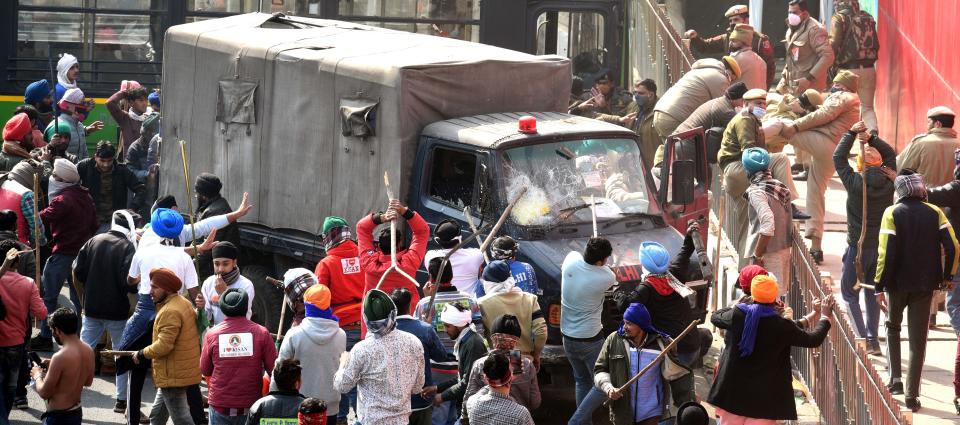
top-left (1, 113), bottom-right (35, 172)
top-left (478, 260), bottom-right (546, 364)
top-left (276, 283), bottom-right (345, 419)
top-left (282, 268), bottom-right (318, 326)
top-left (334, 288), bottom-right (425, 425)
top-left (432, 302), bottom-right (488, 414)
top-left (461, 314), bottom-right (541, 415)
top-left (24, 80), bottom-right (55, 128)
top-left (593, 302), bottom-right (671, 425)
top-left (198, 241), bottom-right (254, 325)
top-left (709, 279), bottom-right (833, 422)
top-left (50, 87), bottom-right (97, 160)
top-left (194, 172), bottom-right (240, 282)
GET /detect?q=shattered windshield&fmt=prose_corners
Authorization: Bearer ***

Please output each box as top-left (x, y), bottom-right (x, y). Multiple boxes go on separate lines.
top-left (501, 138), bottom-right (658, 226)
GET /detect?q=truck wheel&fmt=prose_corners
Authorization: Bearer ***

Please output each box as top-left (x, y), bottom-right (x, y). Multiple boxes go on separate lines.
top-left (243, 265), bottom-right (285, 333)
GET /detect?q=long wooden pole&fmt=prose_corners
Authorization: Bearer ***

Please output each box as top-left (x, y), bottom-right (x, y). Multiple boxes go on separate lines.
top-left (614, 319), bottom-right (700, 393)
top-left (478, 187), bottom-right (528, 254)
top-left (179, 140), bottom-right (200, 270)
top-left (32, 174), bottom-right (43, 297)
top-left (424, 225), bottom-right (490, 322)
top-left (464, 208), bottom-right (489, 263)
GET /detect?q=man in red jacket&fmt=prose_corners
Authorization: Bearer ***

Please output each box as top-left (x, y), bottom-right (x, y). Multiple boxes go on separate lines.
top-left (200, 288), bottom-right (277, 425)
top-left (315, 215), bottom-right (363, 424)
top-left (357, 200), bottom-right (428, 332)
top-left (31, 158), bottom-right (98, 351)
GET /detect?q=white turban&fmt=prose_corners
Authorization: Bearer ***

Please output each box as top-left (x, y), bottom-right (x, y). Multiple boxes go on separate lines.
top-left (439, 303), bottom-right (472, 328)
top-left (53, 158), bottom-right (79, 183)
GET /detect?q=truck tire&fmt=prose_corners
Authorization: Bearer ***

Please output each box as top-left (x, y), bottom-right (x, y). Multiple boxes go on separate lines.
top-left (243, 265), bottom-right (285, 333)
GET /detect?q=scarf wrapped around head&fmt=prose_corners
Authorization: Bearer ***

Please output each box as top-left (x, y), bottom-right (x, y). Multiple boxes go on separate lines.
top-left (56, 53), bottom-right (78, 89)
top-left (304, 284), bottom-right (338, 322)
top-left (745, 170), bottom-right (792, 207)
top-left (282, 268), bottom-right (317, 306)
top-left (618, 302), bottom-right (669, 339)
top-left (856, 143), bottom-right (883, 172)
top-left (321, 216), bottom-right (352, 251)
top-left (894, 171), bottom-right (927, 202)
top-left (363, 289), bottom-right (397, 338)
top-left (298, 411), bottom-right (327, 425)
top-left (440, 303), bottom-right (473, 328)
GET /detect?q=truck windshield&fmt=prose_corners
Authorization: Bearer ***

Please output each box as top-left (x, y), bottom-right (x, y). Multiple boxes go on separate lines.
top-left (501, 138), bottom-right (657, 226)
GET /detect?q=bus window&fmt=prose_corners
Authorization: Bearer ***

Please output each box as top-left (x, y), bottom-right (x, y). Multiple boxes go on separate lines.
top-left (338, 0), bottom-right (480, 42)
top-left (536, 11), bottom-right (606, 85)
top-left (188, 0), bottom-right (260, 13)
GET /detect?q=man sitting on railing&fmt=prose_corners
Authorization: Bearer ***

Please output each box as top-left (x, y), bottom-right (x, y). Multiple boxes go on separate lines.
top-left (708, 275), bottom-right (834, 423)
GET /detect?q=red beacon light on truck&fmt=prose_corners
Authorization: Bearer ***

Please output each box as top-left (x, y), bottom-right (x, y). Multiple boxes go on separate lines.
top-left (518, 115), bottom-right (538, 134)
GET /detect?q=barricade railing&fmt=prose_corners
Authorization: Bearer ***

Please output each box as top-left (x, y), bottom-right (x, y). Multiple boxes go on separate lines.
top-left (634, 0), bottom-right (694, 88)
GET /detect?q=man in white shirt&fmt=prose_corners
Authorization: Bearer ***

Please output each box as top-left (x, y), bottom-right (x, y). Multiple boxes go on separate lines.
top-left (195, 241), bottom-right (255, 325)
top-left (138, 193), bottom-right (251, 248)
top-left (128, 207), bottom-right (200, 302)
top-left (424, 219), bottom-right (485, 296)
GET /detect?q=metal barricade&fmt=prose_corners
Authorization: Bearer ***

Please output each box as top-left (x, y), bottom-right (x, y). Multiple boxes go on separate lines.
top-left (632, 0), bottom-right (694, 89)
top-left (785, 231), bottom-right (909, 425)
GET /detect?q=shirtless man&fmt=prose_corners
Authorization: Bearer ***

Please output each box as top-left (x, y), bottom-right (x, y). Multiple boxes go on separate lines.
top-left (31, 308), bottom-right (94, 425)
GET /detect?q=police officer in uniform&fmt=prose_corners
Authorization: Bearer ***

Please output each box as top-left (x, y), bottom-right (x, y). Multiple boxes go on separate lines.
top-left (684, 4), bottom-right (776, 89)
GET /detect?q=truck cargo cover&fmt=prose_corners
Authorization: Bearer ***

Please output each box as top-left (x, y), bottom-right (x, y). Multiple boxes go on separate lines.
top-left (159, 13), bottom-right (570, 238)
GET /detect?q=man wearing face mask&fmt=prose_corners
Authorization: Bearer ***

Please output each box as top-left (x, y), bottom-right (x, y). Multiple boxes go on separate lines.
top-left (194, 173), bottom-right (241, 281)
top-left (718, 89), bottom-right (802, 266)
top-left (685, 5), bottom-right (776, 89)
top-left (780, 71), bottom-right (861, 263)
top-left (727, 25), bottom-right (766, 91)
top-left (48, 88), bottom-right (104, 161)
top-left (106, 85), bottom-right (150, 155)
top-left (72, 209), bottom-right (140, 415)
top-left (573, 74), bottom-right (636, 126)
top-left (653, 57), bottom-right (740, 140)
top-left (76, 141), bottom-right (145, 233)
top-left (594, 79), bottom-right (658, 171)
top-left (776, 0), bottom-right (835, 96)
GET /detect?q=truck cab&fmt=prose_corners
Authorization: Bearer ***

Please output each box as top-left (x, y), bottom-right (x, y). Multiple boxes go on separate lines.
top-left (411, 112), bottom-right (709, 379)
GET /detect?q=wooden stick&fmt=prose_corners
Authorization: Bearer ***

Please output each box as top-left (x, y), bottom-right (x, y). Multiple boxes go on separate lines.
top-left (478, 187), bottom-right (528, 254)
top-left (0, 248), bottom-right (19, 278)
top-left (614, 319), bottom-right (701, 393)
top-left (383, 172), bottom-right (397, 269)
top-left (100, 350), bottom-right (138, 358)
top-left (32, 174), bottom-right (43, 296)
top-left (855, 135), bottom-right (868, 286)
top-left (179, 140), bottom-right (199, 272)
top-left (590, 194), bottom-right (598, 238)
top-left (276, 295), bottom-right (288, 346)
top-left (464, 208), bottom-right (489, 263)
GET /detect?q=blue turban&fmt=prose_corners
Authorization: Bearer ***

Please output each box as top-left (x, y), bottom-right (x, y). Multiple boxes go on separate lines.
top-left (24, 80), bottom-right (51, 105)
top-left (619, 303), bottom-right (669, 338)
top-left (148, 91), bottom-right (160, 107)
top-left (639, 241), bottom-right (670, 275)
top-left (151, 208), bottom-right (184, 239)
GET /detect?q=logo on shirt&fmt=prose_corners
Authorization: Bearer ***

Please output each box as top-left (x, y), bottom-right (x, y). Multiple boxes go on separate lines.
top-left (218, 332), bottom-right (254, 358)
top-left (341, 257), bottom-right (361, 274)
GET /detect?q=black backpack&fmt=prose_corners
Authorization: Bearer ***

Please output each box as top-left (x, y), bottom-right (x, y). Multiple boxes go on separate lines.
top-left (837, 9), bottom-right (880, 65)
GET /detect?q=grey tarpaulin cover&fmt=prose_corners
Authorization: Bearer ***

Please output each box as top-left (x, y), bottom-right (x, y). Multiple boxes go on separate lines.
top-left (160, 13), bottom-right (570, 236)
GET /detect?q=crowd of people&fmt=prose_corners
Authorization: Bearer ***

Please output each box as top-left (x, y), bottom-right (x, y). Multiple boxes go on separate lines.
top-left (0, 0), bottom-right (957, 424)
top-left (569, 0), bottom-right (960, 418)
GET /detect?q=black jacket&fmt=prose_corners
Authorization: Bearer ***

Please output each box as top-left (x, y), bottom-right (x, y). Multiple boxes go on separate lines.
top-left (0, 230), bottom-right (36, 277)
top-left (196, 195), bottom-right (239, 281)
top-left (73, 230), bottom-right (136, 320)
top-left (668, 230), bottom-right (704, 283)
top-left (834, 131), bottom-right (896, 248)
top-left (708, 306), bottom-right (830, 420)
top-left (246, 391), bottom-right (305, 425)
top-left (927, 180), bottom-right (960, 235)
top-left (76, 159), bottom-right (145, 212)
top-left (875, 197), bottom-right (958, 293)
top-left (621, 278), bottom-right (697, 353)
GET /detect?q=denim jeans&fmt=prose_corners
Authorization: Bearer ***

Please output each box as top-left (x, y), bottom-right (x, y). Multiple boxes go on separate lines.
top-left (0, 345), bottom-right (24, 425)
top-left (945, 274), bottom-right (960, 335)
top-left (208, 408), bottom-right (247, 425)
top-left (80, 317), bottom-right (129, 400)
top-left (39, 254), bottom-right (81, 338)
top-left (567, 386), bottom-right (606, 425)
top-left (430, 400), bottom-right (460, 425)
top-left (562, 335), bottom-right (604, 410)
top-left (149, 386), bottom-right (194, 425)
top-left (41, 408), bottom-right (83, 425)
top-left (338, 328), bottom-right (361, 422)
top-left (840, 245), bottom-right (881, 345)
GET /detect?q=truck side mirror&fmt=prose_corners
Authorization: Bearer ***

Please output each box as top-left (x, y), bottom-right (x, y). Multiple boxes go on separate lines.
top-left (671, 159), bottom-right (695, 205)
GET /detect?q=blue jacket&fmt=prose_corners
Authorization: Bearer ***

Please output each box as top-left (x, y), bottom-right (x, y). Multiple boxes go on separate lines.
top-left (396, 316), bottom-right (450, 410)
top-left (474, 259), bottom-right (540, 298)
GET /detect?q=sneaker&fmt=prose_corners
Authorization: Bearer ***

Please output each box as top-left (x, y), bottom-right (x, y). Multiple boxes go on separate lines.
top-left (905, 397), bottom-right (921, 412)
top-left (114, 400), bottom-right (127, 414)
top-left (139, 411), bottom-right (150, 424)
top-left (793, 170), bottom-right (809, 181)
top-left (13, 396), bottom-right (28, 410)
top-left (887, 381), bottom-right (903, 395)
top-left (809, 249), bottom-right (823, 264)
top-left (792, 204), bottom-right (811, 220)
top-left (29, 336), bottom-right (53, 352)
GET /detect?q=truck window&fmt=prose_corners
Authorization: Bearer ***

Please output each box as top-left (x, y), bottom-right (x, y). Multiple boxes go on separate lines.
top-left (536, 11), bottom-right (606, 84)
top-left (429, 148), bottom-right (477, 209)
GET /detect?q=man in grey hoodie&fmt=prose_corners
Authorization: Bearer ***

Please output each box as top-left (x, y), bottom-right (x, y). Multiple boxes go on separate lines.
top-left (274, 284), bottom-right (346, 423)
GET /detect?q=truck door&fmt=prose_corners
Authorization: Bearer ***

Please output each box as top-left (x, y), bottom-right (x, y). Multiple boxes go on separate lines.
top-left (657, 127), bottom-right (711, 245)
top-left (481, 0), bottom-right (623, 87)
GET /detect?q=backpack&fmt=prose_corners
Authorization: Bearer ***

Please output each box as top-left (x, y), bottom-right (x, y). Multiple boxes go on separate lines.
top-left (838, 9), bottom-right (880, 65)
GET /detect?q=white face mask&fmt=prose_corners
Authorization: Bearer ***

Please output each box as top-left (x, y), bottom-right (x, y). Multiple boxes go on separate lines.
top-left (752, 106), bottom-right (766, 118)
top-left (788, 13), bottom-right (802, 26)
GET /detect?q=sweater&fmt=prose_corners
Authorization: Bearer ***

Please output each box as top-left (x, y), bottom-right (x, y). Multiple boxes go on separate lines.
top-left (875, 198), bottom-right (959, 293)
top-left (73, 230), bottom-right (136, 321)
top-left (560, 251), bottom-right (616, 339)
top-left (834, 131), bottom-right (896, 248)
top-left (40, 184), bottom-right (98, 256)
top-left (276, 316), bottom-right (346, 415)
top-left (201, 317), bottom-right (277, 409)
top-left (708, 306), bottom-right (831, 420)
top-left (143, 293), bottom-right (202, 388)
top-left (315, 240), bottom-right (364, 325)
top-left (357, 210), bottom-right (428, 308)
top-left (0, 272), bottom-right (46, 347)
top-left (395, 316), bottom-right (451, 410)
top-left (478, 291), bottom-right (547, 356)
top-left (106, 90), bottom-right (142, 153)
top-left (436, 327), bottom-right (488, 404)
top-left (246, 391), bottom-right (305, 425)
top-left (928, 180), bottom-right (960, 237)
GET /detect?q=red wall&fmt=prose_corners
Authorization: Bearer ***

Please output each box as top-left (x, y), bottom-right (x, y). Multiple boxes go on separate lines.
top-left (876, 0), bottom-right (960, 151)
